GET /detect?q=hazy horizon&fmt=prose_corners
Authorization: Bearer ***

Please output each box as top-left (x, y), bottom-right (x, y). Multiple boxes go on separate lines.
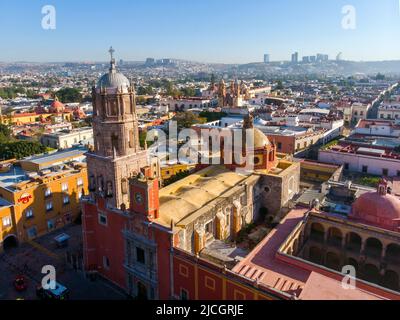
top-left (1, 0), bottom-right (400, 63)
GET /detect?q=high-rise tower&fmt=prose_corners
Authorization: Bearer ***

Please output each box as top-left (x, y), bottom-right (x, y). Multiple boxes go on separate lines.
top-left (87, 47), bottom-right (150, 209)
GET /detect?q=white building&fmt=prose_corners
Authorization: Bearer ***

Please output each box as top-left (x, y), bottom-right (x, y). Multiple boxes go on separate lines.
top-left (351, 103), bottom-right (371, 125)
top-left (41, 127), bottom-right (93, 149)
top-left (319, 142), bottom-right (400, 177)
top-left (378, 103), bottom-right (400, 120)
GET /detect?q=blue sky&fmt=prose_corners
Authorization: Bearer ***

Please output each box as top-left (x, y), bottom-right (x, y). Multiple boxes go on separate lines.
top-left (0, 0), bottom-right (399, 63)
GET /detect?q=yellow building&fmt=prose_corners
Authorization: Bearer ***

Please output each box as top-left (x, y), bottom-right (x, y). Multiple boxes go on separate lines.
top-left (0, 113), bottom-right (51, 125)
top-left (0, 150), bottom-right (88, 252)
top-left (160, 163), bottom-right (195, 180)
top-left (0, 112), bottom-right (73, 125)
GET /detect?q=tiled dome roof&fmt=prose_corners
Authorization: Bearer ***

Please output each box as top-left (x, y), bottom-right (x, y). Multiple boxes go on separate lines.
top-left (351, 180), bottom-right (400, 231)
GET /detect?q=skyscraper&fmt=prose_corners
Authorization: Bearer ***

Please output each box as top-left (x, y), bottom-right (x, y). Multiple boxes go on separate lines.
top-left (291, 52), bottom-right (299, 64)
top-left (264, 53), bottom-right (270, 64)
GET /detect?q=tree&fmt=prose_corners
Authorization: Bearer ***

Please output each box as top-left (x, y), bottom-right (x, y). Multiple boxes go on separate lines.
top-left (0, 124), bottom-right (12, 142)
top-left (199, 111), bottom-right (227, 122)
top-left (276, 80), bottom-right (284, 90)
top-left (180, 87), bottom-right (196, 97)
top-left (0, 141), bottom-right (47, 160)
top-left (173, 112), bottom-right (206, 129)
top-left (56, 88), bottom-right (82, 103)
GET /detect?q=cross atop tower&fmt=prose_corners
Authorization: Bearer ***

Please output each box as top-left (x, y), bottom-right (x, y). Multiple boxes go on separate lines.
top-left (109, 46), bottom-right (115, 61)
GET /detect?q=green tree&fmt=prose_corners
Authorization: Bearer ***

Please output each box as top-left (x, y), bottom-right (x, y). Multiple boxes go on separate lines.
top-left (199, 111), bottom-right (227, 122)
top-left (180, 87), bottom-right (196, 97)
top-left (173, 112), bottom-right (206, 129)
top-left (0, 124), bottom-right (12, 142)
top-left (56, 88), bottom-right (82, 103)
top-left (0, 141), bottom-right (47, 160)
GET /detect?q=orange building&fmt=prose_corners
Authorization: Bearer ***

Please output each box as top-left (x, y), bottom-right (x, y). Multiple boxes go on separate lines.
top-left (0, 149), bottom-right (88, 252)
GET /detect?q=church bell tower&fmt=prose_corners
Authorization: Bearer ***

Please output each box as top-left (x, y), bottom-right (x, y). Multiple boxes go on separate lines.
top-left (87, 47), bottom-right (150, 209)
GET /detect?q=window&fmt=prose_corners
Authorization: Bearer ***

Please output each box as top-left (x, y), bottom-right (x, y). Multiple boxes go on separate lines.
top-left (103, 256), bottom-right (110, 270)
top-left (44, 187), bottom-right (52, 198)
top-left (46, 201), bottom-right (53, 212)
top-left (63, 195), bottom-right (70, 205)
top-left (61, 183), bottom-right (68, 192)
top-left (136, 247), bottom-right (145, 264)
top-left (27, 226), bottom-right (37, 239)
top-left (344, 163), bottom-right (349, 170)
top-left (397, 171), bottom-right (400, 177)
top-left (26, 208), bottom-right (34, 219)
top-left (98, 214), bottom-right (107, 226)
top-left (277, 142), bottom-right (282, 150)
top-left (121, 179), bottom-right (128, 194)
top-left (362, 165), bottom-right (368, 173)
top-left (77, 178), bottom-right (84, 187)
top-left (180, 288), bottom-right (189, 301)
top-left (47, 219), bottom-right (55, 231)
top-left (2, 216), bottom-right (12, 227)
top-left (383, 168), bottom-right (389, 176)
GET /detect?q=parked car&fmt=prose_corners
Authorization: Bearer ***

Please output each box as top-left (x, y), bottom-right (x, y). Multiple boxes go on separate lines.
top-left (36, 282), bottom-right (70, 300)
top-left (14, 275), bottom-right (28, 292)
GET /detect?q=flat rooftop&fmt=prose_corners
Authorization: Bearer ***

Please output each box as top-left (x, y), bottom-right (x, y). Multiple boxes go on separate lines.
top-left (325, 142), bottom-right (400, 160)
top-left (0, 165), bottom-right (28, 189)
top-left (20, 147), bottom-right (87, 166)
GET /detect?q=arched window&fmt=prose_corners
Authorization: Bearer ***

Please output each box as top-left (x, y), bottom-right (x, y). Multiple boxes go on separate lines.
top-left (121, 178), bottom-right (128, 194)
top-left (309, 223), bottom-right (324, 241)
top-left (97, 175), bottom-right (104, 192)
top-left (111, 134), bottom-right (119, 153)
top-left (106, 181), bottom-right (113, 198)
top-left (386, 243), bottom-right (400, 263)
top-left (365, 238), bottom-right (383, 258)
top-left (346, 232), bottom-right (362, 252)
top-left (327, 227), bottom-right (343, 247)
top-left (89, 175), bottom-right (96, 191)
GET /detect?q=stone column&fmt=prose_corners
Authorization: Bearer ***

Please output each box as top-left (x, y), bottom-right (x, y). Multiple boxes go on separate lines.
top-left (215, 212), bottom-right (225, 240)
top-left (194, 229), bottom-right (205, 255)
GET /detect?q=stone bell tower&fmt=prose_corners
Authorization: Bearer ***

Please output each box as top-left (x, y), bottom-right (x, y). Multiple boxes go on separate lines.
top-left (87, 47), bottom-right (150, 209)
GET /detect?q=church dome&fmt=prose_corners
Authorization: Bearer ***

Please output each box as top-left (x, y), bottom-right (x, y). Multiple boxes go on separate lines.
top-left (97, 70), bottom-right (130, 89)
top-left (50, 96), bottom-right (65, 113)
top-left (351, 180), bottom-right (400, 231)
top-left (96, 47), bottom-right (130, 90)
top-left (253, 128), bottom-right (270, 148)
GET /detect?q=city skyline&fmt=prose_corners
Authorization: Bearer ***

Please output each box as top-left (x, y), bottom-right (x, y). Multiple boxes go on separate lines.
top-left (1, 0), bottom-right (400, 63)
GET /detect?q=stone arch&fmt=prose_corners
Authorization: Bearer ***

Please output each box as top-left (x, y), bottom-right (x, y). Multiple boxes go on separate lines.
top-left (382, 270), bottom-right (399, 291)
top-left (327, 227), bottom-right (343, 247)
top-left (2, 234), bottom-right (18, 251)
top-left (309, 222), bottom-right (324, 241)
top-left (386, 243), bottom-right (400, 263)
top-left (346, 232), bottom-right (362, 252)
top-left (326, 252), bottom-right (341, 271)
top-left (365, 237), bottom-right (383, 257)
top-left (347, 258), bottom-right (359, 272)
top-left (309, 246), bottom-right (323, 264)
top-left (362, 264), bottom-right (380, 284)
